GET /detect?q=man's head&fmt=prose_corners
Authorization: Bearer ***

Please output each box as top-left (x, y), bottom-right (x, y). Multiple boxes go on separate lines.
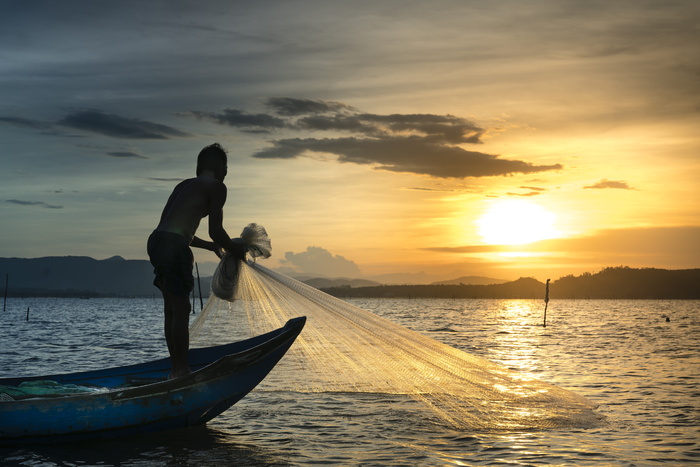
top-left (196, 143), bottom-right (228, 179)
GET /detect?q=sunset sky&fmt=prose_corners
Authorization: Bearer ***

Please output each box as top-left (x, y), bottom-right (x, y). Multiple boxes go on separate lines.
top-left (1, 0), bottom-right (698, 283)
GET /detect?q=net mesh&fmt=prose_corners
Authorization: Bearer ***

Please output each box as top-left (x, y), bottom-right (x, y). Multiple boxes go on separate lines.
top-left (190, 260), bottom-right (602, 431)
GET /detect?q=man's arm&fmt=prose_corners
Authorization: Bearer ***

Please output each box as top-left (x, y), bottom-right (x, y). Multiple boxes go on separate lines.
top-left (207, 182), bottom-right (247, 259)
top-left (190, 236), bottom-right (222, 258)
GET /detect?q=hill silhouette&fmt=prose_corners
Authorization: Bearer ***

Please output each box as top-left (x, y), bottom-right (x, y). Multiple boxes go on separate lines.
top-left (550, 267), bottom-right (700, 299)
top-left (321, 267), bottom-right (700, 299)
top-left (0, 256), bottom-right (158, 297)
top-left (1, 257), bottom-right (698, 299)
top-left (431, 276), bottom-right (507, 286)
top-left (322, 277), bottom-right (545, 299)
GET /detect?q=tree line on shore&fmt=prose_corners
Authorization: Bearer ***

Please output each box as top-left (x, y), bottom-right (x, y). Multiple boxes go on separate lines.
top-left (320, 267), bottom-right (700, 300)
top-left (1, 256), bottom-right (697, 300)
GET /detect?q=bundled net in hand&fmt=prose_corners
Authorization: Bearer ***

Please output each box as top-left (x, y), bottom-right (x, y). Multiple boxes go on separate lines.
top-left (190, 226), bottom-right (601, 431)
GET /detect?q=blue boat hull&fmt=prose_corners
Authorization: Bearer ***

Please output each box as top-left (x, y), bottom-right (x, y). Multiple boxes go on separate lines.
top-left (0, 316), bottom-right (305, 445)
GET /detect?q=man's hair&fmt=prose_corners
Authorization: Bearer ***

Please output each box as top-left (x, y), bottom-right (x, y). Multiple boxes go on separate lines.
top-left (196, 143), bottom-right (228, 176)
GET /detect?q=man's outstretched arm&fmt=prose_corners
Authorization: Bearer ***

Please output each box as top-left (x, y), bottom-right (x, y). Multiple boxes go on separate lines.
top-left (190, 236), bottom-right (222, 258)
top-left (207, 182), bottom-right (247, 259)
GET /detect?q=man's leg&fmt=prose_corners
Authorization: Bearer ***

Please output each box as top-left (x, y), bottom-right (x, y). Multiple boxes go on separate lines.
top-left (162, 291), bottom-right (175, 359)
top-left (162, 289), bottom-right (192, 378)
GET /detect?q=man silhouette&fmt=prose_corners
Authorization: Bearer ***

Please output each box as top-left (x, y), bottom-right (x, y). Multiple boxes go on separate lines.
top-left (147, 143), bottom-right (244, 378)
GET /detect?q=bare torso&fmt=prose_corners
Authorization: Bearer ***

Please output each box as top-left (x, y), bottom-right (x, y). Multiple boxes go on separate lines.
top-left (154, 175), bottom-right (223, 243)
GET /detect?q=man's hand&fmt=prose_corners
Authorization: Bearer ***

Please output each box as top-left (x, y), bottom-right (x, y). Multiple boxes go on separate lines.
top-left (190, 236), bottom-right (224, 259)
top-left (227, 238), bottom-right (248, 261)
top-left (212, 244), bottom-right (224, 259)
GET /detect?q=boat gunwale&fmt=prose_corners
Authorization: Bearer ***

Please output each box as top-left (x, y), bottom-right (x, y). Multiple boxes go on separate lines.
top-left (0, 316), bottom-right (306, 404)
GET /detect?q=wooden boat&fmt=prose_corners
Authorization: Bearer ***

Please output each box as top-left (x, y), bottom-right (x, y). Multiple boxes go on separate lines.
top-left (0, 316), bottom-right (306, 445)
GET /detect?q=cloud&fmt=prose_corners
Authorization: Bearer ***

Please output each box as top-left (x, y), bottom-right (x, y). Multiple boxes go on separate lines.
top-left (107, 151), bottom-right (147, 159)
top-left (425, 245), bottom-right (507, 253)
top-left (266, 97), bottom-right (356, 116)
top-left (145, 177), bottom-right (183, 182)
top-left (253, 136), bottom-right (561, 178)
top-left (508, 191), bottom-right (542, 197)
top-left (584, 179), bottom-right (634, 190)
top-left (404, 186), bottom-right (456, 192)
top-left (6, 199), bottom-right (63, 209)
top-left (58, 110), bottom-right (190, 139)
top-left (507, 186), bottom-right (548, 196)
top-left (185, 108), bottom-right (286, 134)
top-left (429, 226), bottom-right (700, 268)
top-left (0, 116), bottom-right (78, 137)
top-left (0, 117), bottom-right (53, 131)
top-left (280, 246), bottom-right (363, 278)
top-left (187, 98), bottom-right (564, 179)
top-left (294, 112), bottom-right (484, 144)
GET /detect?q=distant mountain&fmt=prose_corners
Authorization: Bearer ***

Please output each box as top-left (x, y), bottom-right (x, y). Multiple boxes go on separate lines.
top-left (321, 277), bottom-right (547, 299)
top-left (321, 268), bottom-right (700, 299)
top-left (2, 257), bottom-right (698, 299)
top-left (550, 267), bottom-right (700, 299)
top-left (301, 277), bottom-right (382, 289)
top-left (0, 256), bottom-right (159, 297)
top-left (103, 255), bottom-right (126, 262)
top-left (365, 271), bottom-right (451, 285)
top-left (431, 276), bottom-right (508, 286)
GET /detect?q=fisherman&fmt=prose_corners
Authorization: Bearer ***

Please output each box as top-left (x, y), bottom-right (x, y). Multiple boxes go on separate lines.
top-left (147, 143), bottom-right (245, 378)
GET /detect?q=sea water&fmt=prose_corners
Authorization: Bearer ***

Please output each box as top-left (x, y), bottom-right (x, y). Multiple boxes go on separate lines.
top-left (0, 297), bottom-right (698, 466)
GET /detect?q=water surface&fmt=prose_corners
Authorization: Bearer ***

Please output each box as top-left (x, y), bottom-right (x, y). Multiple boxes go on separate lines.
top-left (1, 297), bottom-right (698, 466)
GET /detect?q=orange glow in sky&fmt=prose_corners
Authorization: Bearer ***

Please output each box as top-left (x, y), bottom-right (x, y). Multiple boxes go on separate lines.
top-left (476, 200), bottom-right (560, 245)
top-left (0, 1), bottom-right (698, 283)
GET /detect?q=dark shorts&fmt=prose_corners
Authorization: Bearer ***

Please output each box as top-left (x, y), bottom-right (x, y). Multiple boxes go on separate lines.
top-left (147, 231), bottom-right (194, 297)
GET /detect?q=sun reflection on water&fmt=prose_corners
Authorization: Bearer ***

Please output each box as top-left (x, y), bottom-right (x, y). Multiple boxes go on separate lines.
top-left (489, 300), bottom-right (547, 382)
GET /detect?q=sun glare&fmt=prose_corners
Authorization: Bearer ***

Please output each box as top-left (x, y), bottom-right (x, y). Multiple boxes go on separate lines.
top-left (476, 200), bottom-right (560, 245)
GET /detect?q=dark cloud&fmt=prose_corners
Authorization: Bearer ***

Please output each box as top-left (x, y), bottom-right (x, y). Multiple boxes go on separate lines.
top-left (254, 136), bottom-right (562, 178)
top-left (58, 110), bottom-right (189, 139)
top-left (145, 177), bottom-right (183, 182)
top-left (186, 109), bottom-right (286, 134)
top-left (584, 179), bottom-right (633, 190)
top-left (507, 185), bottom-right (547, 196)
top-left (295, 112), bottom-right (484, 144)
top-left (507, 191), bottom-right (542, 197)
top-left (356, 113), bottom-right (483, 144)
top-left (0, 117), bottom-right (53, 131)
top-left (191, 98), bottom-right (563, 179)
top-left (266, 98), bottom-right (356, 116)
top-left (107, 151), bottom-right (147, 159)
top-left (280, 246), bottom-right (363, 278)
top-left (107, 151), bottom-right (148, 159)
top-left (6, 199), bottom-right (63, 209)
top-left (428, 226), bottom-right (700, 266)
top-left (296, 114), bottom-right (382, 136)
top-left (0, 116), bottom-right (79, 137)
top-left (405, 186), bottom-right (455, 192)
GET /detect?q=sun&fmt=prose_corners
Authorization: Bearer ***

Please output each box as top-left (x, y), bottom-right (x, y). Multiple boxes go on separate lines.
top-left (476, 200), bottom-right (560, 245)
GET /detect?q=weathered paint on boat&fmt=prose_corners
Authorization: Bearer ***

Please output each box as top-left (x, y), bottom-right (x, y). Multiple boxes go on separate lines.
top-left (0, 316), bottom-right (305, 445)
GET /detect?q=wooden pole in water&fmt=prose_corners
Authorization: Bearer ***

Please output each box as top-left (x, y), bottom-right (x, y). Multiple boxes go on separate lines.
top-left (195, 262), bottom-right (203, 312)
top-left (543, 278), bottom-right (550, 327)
top-left (26, 306), bottom-right (29, 321)
top-left (3, 273), bottom-right (7, 312)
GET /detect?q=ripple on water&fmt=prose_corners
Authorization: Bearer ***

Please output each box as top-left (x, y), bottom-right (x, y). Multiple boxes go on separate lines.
top-left (1, 298), bottom-right (699, 466)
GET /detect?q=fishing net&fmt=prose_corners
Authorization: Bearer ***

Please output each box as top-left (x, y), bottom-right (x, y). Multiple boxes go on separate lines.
top-left (210, 223), bottom-right (272, 301)
top-left (190, 229), bottom-right (601, 431)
